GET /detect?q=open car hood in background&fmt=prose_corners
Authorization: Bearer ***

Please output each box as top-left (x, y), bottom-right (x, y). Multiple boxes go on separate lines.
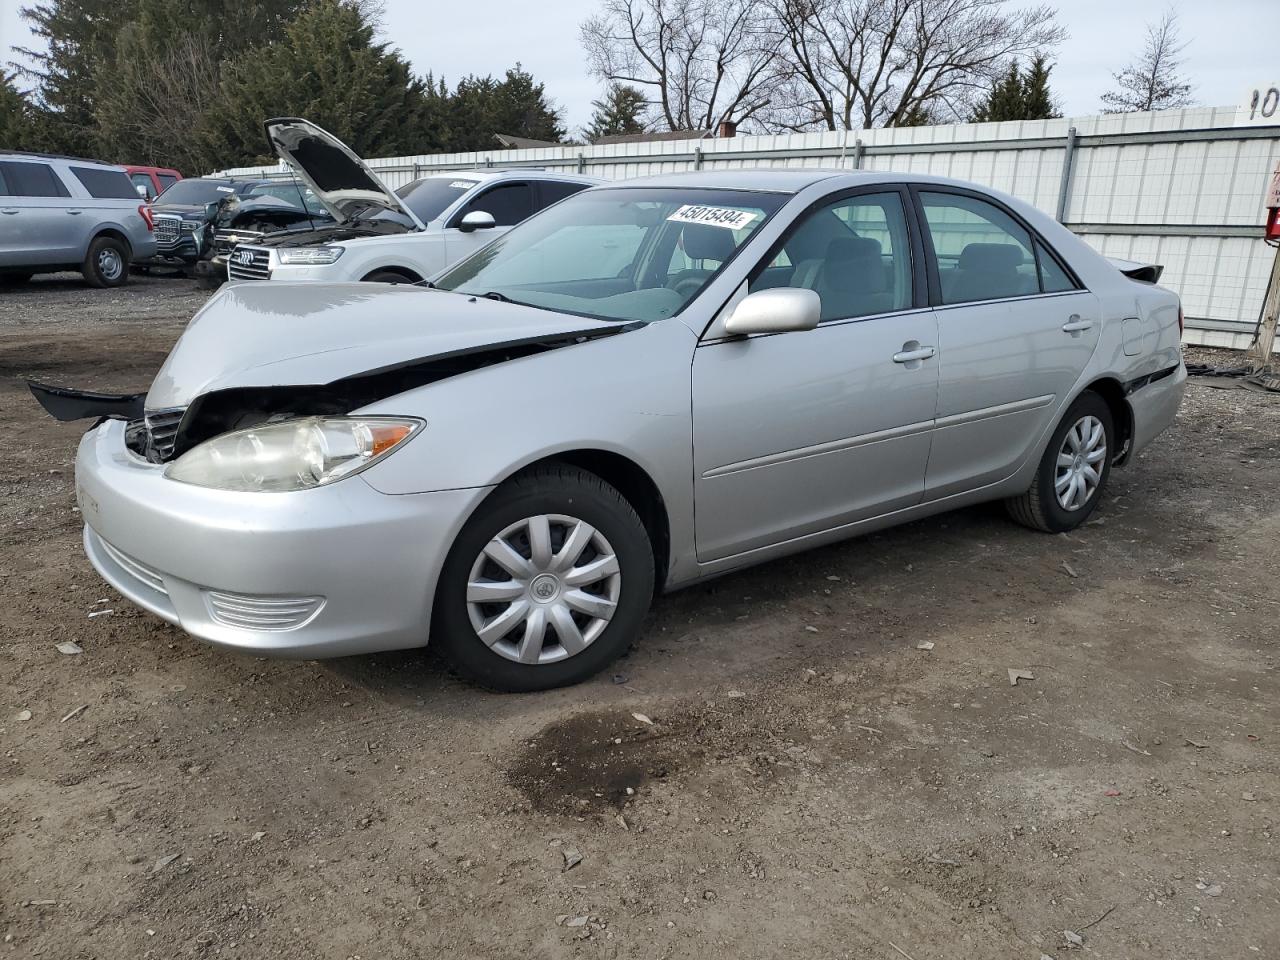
top-left (263, 117), bottom-right (425, 230)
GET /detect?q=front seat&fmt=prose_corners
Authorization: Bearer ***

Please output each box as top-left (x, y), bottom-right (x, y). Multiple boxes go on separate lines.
top-left (946, 242), bottom-right (1028, 302)
top-left (667, 223), bottom-right (737, 291)
top-left (816, 236), bottom-right (892, 320)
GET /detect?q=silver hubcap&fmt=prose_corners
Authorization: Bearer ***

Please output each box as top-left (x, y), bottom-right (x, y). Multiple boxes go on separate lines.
top-left (466, 514), bottom-right (621, 665)
top-left (1055, 415), bottom-right (1106, 511)
top-left (98, 248), bottom-right (123, 280)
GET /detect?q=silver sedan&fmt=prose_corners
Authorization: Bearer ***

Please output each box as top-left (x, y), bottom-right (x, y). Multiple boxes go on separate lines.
top-left (54, 169), bottom-right (1185, 691)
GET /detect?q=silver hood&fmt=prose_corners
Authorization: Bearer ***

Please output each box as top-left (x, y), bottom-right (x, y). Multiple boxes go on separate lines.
top-left (263, 117), bottom-right (425, 229)
top-left (146, 282), bottom-right (620, 410)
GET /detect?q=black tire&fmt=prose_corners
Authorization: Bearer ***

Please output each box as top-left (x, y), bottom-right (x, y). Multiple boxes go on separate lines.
top-left (362, 269), bottom-right (419, 284)
top-left (433, 464), bottom-right (655, 692)
top-left (82, 235), bottom-right (130, 288)
top-left (1006, 391), bottom-right (1114, 533)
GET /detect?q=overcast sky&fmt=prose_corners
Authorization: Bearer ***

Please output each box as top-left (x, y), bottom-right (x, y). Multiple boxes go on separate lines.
top-left (0, 0), bottom-right (1269, 135)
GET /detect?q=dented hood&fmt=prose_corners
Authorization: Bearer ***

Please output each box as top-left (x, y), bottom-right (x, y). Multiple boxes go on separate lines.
top-left (146, 282), bottom-right (621, 410)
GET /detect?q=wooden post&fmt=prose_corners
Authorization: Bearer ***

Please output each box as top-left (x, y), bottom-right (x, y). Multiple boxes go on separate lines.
top-left (1249, 244), bottom-right (1280, 372)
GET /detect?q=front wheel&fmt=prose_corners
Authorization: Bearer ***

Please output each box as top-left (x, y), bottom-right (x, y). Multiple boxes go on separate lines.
top-left (1006, 391), bottom-right (1114, 533)
top-left (362, 269), bottom-right (419, 284)
top-left (82, 235), bottom-right (130, 288)
top-left (433, 464), bottom-right (654, 692)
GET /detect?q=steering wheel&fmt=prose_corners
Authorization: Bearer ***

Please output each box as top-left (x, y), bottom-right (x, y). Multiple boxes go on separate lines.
top-left (672, 276), bottom-right (706, 298)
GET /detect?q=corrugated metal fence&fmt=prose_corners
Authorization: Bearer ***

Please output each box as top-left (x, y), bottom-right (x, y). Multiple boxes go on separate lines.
top-left (219, 106), bottom-right (1280, 351)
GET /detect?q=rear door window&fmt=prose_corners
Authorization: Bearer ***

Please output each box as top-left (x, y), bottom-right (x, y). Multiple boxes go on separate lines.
top-left (72, 166), bottom-right (143, 199)
top-left (0, 161), bottom-right (70, 198)
top-left (457, 182), bottom-right (533, 226)
top-left (535, 180), bottom-right (590, 211)
top-left (919, 191), bottom-right (1038, 304)
top-left (1035, 239), bottom-right (1077, 293)
top-left (157, 174), bottom-right (178, 192)
top-left (130, 172), bottom-right (155, 198)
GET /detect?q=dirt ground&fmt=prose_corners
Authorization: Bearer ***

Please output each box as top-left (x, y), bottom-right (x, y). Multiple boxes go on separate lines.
top-left (1, 273), bottom-right (1277, 959)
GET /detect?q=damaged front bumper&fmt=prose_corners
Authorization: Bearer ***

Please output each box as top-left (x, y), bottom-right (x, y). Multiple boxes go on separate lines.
top-left (75, 419), bottom-right (491, 658)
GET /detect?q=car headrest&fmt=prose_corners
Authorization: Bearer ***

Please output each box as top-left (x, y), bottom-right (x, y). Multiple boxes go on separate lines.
top-left (958, 242), bottom-right (1025, 273)
top-left (825, 236), bottom-right (884, 292)
top-left (681, 223), bottom-right (736, 262)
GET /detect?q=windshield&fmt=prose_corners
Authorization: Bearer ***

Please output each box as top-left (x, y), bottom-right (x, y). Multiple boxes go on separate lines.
top-left (397, 176), bottom-right (477, 223)
top-left (155, 179), bottom-right (237, 205)
top-left (247, 182), bottom-right (327, 215)
top-left (434, 187), bottom-right (785, 323)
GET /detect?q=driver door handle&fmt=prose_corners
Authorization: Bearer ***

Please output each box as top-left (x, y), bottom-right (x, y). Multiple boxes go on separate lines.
top-left (892, 345), bottom-right (936, 363)
top-left (1, 208), bottom-right (17, 215)
top-left (66, 208), bottom-right (83, 215)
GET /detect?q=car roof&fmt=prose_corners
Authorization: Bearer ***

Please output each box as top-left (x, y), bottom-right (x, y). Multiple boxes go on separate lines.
top-left (420, 169), bottom-right (604, 185)
top-left (0, 149), bottom-right (123, 170)
top-left (605, 168), bottom-right (971, 194)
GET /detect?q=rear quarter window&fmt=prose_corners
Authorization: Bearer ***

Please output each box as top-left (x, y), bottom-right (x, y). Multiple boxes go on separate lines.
top-left (71, 166), bottom-right (142, 199)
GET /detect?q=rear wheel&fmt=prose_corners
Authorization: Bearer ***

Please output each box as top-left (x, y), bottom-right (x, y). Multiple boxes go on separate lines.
top-left (82, 235), bottom-right (129, 288)
top-left (1006, 391), bottom-right (1113, 533)
top-left (433, 464), bottom-right (654, 692)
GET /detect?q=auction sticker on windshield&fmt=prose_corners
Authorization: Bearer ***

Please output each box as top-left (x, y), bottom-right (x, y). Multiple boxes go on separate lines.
top-left (667, 204), bottom-right (758, 230)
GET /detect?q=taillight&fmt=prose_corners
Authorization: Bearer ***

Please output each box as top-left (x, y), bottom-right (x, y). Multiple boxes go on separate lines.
top-left (138, 204), bottom-right (155, 232)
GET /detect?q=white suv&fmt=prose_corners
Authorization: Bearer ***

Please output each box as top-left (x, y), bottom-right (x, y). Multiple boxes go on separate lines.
top-left (227, 118), bottom-right (600, 285)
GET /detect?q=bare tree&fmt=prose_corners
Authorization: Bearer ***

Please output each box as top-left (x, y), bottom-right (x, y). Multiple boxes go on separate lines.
top-left (580, 0), bottom-right (782, 132)
top-left (1100, 10), bottom-right (1194, 113)
top-left (761, 0), bottom-right (1065, 130)
top-left (94, 31), bottom-right (223, 173)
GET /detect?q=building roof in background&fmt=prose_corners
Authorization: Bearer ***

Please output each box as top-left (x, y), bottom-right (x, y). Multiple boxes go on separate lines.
top-left (593, 129), bottom-right (711, 145)
top-left (493, 133), bottom-right (561, 149)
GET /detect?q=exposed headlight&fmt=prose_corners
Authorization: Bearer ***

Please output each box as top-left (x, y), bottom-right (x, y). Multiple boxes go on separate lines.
top-left (164, 416), bottom-right (423, 492)
top-left (278, 245), bottom-right (345, 265)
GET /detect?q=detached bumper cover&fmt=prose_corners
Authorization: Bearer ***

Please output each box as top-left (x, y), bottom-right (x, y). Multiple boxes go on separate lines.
top-left (75, 419), bottom-right (490, 658)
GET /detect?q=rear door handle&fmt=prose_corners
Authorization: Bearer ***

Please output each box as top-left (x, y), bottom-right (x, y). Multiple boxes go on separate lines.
top-left (892, 345), bottom-right (936, 364)
top-left (66, 209), bottom-right (83, 215)
top-left (1, 208), bottom-right (17, 215)
top-left (1062, 315), bottom-right (1093, 333)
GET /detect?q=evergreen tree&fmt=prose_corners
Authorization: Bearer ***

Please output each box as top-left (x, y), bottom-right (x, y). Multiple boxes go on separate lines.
top-left (583, 83), bottom-right (648, 141)
top-left (444, 65), bottom-right (564, 151)
top-left (202, 0), bottom-right (431, 167)
top-left (12, 0), bottom-right (132, 155)
top-left (0, 72), bottom-right (36, 150)
top-left (970, 55), bottom-right (1060, 122)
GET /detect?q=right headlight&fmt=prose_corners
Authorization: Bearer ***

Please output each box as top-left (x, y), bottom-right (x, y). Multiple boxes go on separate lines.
top-left (278, 245), bottom-right (345, 265)
top-left (164, 416), bottom-right (423, 492)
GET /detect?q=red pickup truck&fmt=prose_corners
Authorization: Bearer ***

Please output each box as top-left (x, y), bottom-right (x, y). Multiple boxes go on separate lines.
top-left (124, 165), bottom-right (182, 201)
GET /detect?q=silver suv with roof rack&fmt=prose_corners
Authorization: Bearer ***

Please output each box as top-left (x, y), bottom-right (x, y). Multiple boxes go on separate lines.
top-left (225, 118), bottom-right (599, 284)
top-left (0, 151), bottom-right (157, 287)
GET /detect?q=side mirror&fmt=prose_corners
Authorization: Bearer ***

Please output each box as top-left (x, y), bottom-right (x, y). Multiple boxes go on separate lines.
top-left (458, 210), bottom-right (497, 233)
top-left (723, 288), bottom-right (821, 336)
top-left (135, 184), bottom-right (150, 199)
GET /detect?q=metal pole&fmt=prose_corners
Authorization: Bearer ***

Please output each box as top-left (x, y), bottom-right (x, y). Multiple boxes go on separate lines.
top-left (1056, 126), bottom-right (1078, 223)
top-left (695, 147), bottom-right (704, 171)
top-left (577, 153), bottom-right (585, 174)
top-left (852, 139), bottom-right (865, 170)
top-left (1249, 244), bottom-right (1280, 372)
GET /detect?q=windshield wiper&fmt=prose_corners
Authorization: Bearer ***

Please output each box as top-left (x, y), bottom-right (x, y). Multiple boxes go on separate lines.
top-left (481, 291), bottom-right (513, 303)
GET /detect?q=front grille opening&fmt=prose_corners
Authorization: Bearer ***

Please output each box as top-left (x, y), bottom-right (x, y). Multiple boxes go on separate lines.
top-left (227, 246), bottom-right (271, 281)
top-left (124, 408), bottom-right (185, 463)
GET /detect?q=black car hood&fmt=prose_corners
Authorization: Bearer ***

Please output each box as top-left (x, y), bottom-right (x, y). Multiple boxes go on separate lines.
top-left (151, 202), bottom-right (209, 221)
top-left (215, 197), bottom-right (334, 233)
top-left (247, 221), bottom-right (414, 247)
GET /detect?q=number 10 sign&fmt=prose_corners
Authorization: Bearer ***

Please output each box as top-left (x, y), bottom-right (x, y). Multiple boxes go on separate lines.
top-left (1240, 84), bottom-right (1280, 126)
